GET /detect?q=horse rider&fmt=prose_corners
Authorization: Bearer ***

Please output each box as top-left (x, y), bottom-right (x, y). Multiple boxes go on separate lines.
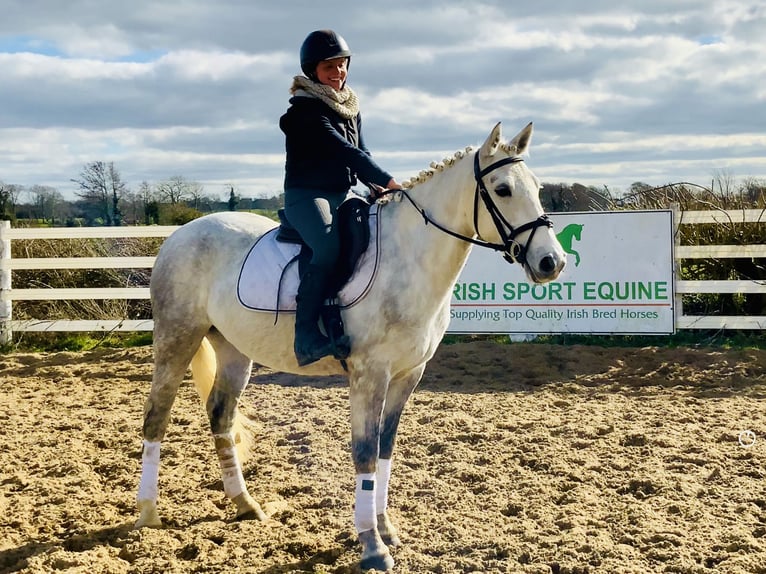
top-left (280, 29), bottom-right (403, 366)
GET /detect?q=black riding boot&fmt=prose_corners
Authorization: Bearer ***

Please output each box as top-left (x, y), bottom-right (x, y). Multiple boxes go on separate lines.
top-left (294, 265), bottom-right (337, 367)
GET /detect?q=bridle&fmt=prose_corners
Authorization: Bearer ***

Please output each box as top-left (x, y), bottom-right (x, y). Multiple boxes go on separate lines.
top-left (393, 152), bottom-right (553, 267)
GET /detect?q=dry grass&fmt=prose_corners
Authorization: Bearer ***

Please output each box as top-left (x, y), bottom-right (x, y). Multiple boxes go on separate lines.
top-left (11, 236), bottom-right (162, 322)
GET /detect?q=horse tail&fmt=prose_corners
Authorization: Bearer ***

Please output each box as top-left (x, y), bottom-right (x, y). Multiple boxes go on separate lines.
top-left (190, 336), bottom-right (254, 464)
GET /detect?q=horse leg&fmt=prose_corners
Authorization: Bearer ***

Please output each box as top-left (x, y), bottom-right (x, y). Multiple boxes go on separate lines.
top-left (136, 325), bottom-right (208, 528)
top-left (348, 366), bottom-right (394, 572)
top-left (376, 365), bottom-right (425, 547)
top-left (202, 330), bottom-right (266, 522)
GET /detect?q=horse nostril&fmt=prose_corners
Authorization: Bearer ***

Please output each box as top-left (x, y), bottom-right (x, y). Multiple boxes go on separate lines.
top-left (539, 255), bottom-right (556, 274)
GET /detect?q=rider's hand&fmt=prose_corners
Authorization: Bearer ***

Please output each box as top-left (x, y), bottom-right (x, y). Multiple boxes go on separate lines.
top-left (369, 179), bottom-right (403, 200)
top-left (368, 184), bottom-right (385, 199)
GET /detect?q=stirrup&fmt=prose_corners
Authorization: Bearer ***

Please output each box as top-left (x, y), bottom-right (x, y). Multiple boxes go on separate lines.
top-left (321, 299), bottom-right (351, 361)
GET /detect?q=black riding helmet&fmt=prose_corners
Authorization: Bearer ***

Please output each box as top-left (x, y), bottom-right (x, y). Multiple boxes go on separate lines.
top-left (300, 30), bottom-right (352, 81)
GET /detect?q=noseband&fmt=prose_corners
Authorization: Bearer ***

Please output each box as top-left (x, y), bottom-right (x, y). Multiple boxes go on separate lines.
top-left (396, 153), bottom-right (553, 267)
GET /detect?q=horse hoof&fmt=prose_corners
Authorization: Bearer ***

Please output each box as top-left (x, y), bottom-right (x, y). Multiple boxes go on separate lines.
top-left (134, 516), bottom-right (162, 529)
top-left (360, 552), bottom-right (395, 572)
top-left (377, 513), bottom-right (402, 548)
top-left (232, 492), bottom-right (267, 521)
top-left (358, 529), bottom-right (394, 571)
top-left (135, 500), bottom-right (162, 529)
top-left (235, 508), bottom-right (267, 522)
top-left (380, 532), bottom-right (401, 548)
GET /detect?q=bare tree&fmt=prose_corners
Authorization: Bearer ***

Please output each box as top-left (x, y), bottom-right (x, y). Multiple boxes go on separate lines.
top-left (27, 185), bottom-right (65, 224)
top-left (188, 181), bottom-right (205, 210)
top-left (131, 181), bottom-right (162, 224)
top-left (71, 161), bottom-right (127, 225)
top-left (120, 189), bottom-right (144, 225)
top-left (711, 168), bottom-right (737, 206)
top-left (138, 180), bottom-right (154, 205)
top-left (155, 175), bottom-right (203, 206)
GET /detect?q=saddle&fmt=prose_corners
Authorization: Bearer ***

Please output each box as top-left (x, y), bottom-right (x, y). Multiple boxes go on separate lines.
top-left (275, 195), bottom-right (371, 294)
top-left (237, 196), bottom-right (376, 356)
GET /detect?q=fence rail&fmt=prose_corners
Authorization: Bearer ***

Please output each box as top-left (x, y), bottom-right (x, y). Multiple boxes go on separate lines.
top-left (671, 208), bottom-right (766, 330)
top-left (1, 210), bottom-right (765, 341)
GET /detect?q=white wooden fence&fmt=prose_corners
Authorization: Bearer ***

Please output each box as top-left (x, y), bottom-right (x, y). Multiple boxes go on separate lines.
top-left (672, 208), bottom-right (766, 330)
top-left (1, 209), bottom-right (765, 343)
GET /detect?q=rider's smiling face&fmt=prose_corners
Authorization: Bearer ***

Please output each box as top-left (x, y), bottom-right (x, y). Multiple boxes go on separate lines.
top-left (315, 57), bottom-right (348, 91)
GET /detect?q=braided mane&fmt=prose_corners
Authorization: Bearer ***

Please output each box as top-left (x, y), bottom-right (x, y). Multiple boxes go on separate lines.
top-left (401, 142), bottom-right (519, 189)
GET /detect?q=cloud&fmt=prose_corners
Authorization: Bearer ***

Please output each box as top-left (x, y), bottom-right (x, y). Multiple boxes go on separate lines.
top-left (0, 0), bottom-right (764, 200)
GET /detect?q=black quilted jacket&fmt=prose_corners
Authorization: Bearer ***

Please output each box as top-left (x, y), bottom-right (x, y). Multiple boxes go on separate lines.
top-left (280, 95), bottom-right (392, 193)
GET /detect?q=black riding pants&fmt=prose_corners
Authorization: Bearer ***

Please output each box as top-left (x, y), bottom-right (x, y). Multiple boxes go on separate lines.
top-left (283, 188), bottom-right (349, 270)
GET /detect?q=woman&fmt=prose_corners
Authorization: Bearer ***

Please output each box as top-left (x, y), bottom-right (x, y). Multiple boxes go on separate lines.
top-left (280, 29), bottom-right (402, 367)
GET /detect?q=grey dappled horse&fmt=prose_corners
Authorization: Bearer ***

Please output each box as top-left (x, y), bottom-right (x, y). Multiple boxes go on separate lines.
top-left (135, 123), bottom-right (566, 571)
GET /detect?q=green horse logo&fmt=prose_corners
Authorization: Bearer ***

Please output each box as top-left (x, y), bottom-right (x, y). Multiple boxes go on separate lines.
top-left (556, 223), bottom-right (584, 267)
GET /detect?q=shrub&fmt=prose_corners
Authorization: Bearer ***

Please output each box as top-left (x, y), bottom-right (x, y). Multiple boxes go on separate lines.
top-left (159, 203), bottom-right (203, 225)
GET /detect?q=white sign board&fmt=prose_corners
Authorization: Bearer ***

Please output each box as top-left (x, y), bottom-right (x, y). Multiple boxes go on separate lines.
top-left (448, 210), bottom-right (675, 334)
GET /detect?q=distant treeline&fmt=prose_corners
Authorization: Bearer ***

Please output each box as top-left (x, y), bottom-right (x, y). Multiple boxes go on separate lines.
top-left (5, 176), bottom-right (766, 328)
top-left (2, 159), bottom-right (765, 228)
top-left (0, 161), bottom-right (288, 227)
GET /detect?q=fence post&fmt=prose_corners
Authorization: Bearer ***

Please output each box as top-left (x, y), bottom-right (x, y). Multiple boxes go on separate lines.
top-left (0, 220), bottom-right (11, 344)
top-left (670, 203), bottom-right (682, 330)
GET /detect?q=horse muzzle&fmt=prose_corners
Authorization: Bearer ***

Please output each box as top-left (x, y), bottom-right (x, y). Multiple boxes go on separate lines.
top-left (524, 247), bottom-right (566, 284)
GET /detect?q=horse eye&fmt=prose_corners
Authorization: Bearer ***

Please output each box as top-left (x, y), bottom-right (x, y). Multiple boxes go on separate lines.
top-left (495, 183), bottom-right (512, 197)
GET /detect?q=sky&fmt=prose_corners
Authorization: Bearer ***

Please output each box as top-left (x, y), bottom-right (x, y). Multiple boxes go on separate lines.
top-left (1, 0), bottom-right (764, 201)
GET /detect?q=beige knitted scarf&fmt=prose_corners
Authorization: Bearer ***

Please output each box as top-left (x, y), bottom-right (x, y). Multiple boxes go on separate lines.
top-left (290, 75), bottom-right (360, 119)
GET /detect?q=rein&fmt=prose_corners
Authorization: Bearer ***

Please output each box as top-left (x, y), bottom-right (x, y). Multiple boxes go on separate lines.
top-left (389, 153), bottom-right (553, 267)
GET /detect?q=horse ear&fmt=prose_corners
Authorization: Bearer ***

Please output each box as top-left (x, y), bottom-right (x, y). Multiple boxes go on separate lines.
top-left (507, 122), bottom-right (534, 156)
top-left (479, 122), bottom-right (503, 159)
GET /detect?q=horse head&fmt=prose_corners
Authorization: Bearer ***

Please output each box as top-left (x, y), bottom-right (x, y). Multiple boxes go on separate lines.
top-left (473, 122), bottom-right (566, 283)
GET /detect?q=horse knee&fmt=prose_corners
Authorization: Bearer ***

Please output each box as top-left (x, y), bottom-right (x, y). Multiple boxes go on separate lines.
top-left (142, 399), bottom-right (172, 441)
top-left (349, 389), bottom-right (387, 472)
top-left (352, 436), bottom-right (379, 473)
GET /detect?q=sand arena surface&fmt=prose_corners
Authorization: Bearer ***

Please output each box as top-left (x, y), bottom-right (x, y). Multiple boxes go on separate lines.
top-left (1, 341), bottom-right (765, 573)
